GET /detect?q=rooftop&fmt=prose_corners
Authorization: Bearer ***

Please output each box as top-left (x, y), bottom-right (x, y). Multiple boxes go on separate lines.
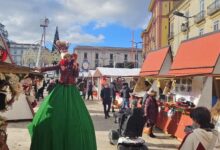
top-left (74, 45), bottom-right (142, 52)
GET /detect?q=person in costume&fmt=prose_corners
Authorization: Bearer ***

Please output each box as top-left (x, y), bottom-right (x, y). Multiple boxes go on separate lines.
top-left (28, 40), bottom-right (97, 150)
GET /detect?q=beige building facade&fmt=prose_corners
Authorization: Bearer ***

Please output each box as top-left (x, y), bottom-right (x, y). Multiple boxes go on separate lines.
top-left (74, 46), bottom-right (142, 70)
top-left (22, 47), bottom-right (53, 67)
top-left (169, 0), bottom-right (220, 55)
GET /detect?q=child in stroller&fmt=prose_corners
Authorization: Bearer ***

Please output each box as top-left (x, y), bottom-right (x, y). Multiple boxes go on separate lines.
top-left (109, 100), bottom-right (148, 150)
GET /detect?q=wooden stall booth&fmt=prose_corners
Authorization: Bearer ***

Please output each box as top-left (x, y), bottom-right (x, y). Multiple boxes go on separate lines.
top-left (165, 31), bottom-right (220, 140)
top-left (138, 46), bottom-right (189, 138)
top-left (0, 61), bottom-right (41, 148)
top-left (0, 62), bottom-right (39, 121)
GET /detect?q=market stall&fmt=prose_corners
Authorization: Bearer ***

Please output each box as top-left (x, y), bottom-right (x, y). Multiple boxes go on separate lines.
top-left (138, 46), bottom-right (187, 138)
top-left (0, 60), bottom-right (41, 149)
top-left (162, 31), bottom-right (220, 140)
top-left (0, 62), bottom-right (39, 120)
top-left (138, 46), bottom-right (173, 95)
top-left (93, 67), bottom-right (140, 100)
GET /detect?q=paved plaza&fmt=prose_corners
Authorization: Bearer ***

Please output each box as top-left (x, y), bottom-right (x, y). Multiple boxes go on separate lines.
top-left (7, 100), bottom-right (180, 150)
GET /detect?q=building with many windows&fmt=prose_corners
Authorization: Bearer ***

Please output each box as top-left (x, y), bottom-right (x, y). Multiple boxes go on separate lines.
top-left (74, 46), bottom-right (142, 70)
top-left (169, 0), bottom-right (220, 55)
top-left (10, 42), bottom-right (40, 65)
top-left (10, 42), bottom-right (53, 67)
top-left (141, 0), bottom-right (180, 58)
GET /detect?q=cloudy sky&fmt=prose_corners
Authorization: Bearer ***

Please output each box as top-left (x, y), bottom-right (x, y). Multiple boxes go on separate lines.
top-left (0, 0), bottom-right (151, 50)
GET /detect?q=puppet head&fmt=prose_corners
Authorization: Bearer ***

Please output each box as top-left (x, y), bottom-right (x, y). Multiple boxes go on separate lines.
top-left (55, 40), bottom-right (70, 59)
top-left (56, 40), bottom-right (69, 52)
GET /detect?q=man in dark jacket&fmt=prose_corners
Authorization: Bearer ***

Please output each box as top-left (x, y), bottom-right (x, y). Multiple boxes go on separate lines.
top-left (100, 83), bottom-right (112, 119)
top-left (110, 81), bottom-right (116, 112)
top-left (87, 81), bottom-right (93, 100)
top-left (120, 83), bottom-right (132, 109)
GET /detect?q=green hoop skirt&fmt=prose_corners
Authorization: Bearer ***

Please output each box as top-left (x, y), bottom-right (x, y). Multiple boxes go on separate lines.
top-left (28, 84), bottom-right (97, 150)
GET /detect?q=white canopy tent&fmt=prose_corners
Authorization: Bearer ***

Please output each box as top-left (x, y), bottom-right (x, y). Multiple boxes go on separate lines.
top-left (88, 70), bottom-right (96, 77)
top-left (79, 71), bottom-right (89, 78)
top-left (92, 67), bottom-right (140, 100)
top-left (79, 70), bottom-right (96, 78)
top-left (93, 67), bottom-right (140, 77)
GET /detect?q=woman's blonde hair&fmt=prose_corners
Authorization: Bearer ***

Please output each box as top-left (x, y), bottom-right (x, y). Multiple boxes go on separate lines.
top-left (211, 99), bottom-right (220, 117)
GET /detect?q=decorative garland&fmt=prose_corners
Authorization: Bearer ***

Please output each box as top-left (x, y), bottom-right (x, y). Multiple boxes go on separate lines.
top-left (158, 101), bottom-right (192, 116)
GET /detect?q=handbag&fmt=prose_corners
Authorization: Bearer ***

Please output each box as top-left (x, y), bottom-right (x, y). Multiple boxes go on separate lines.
top-left (143, 127), bottom-right (151, 135)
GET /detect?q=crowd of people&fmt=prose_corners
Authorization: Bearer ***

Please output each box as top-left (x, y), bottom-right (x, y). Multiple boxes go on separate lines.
top-left (98, 78), bottom-right (220, 149)
top-left (23, 39), bottom-right (220, 150)
top-left (27, 67), bottom-right (220, 150)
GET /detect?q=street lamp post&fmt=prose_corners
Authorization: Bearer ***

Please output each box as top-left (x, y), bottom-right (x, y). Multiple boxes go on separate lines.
top-left (173, 11), bottom-right (194, 40)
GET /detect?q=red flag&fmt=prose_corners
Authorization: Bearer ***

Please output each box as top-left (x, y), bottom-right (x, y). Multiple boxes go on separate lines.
top-left (0, 46), bottom-right (7, 62)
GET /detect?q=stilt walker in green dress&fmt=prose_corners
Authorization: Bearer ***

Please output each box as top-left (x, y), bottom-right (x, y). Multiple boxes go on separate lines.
top-left (28, 41), bottom-right (97, 150)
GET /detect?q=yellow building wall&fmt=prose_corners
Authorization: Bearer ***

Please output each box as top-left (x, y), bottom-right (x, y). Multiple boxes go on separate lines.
top-left (170, 0), bottom-right (220, 55)
top-left (162, 1), bottom-right (172, 15)
top-left (142, 0), bottom-right (176, 57)
top-left (161, 18), bottom-right (169, 47)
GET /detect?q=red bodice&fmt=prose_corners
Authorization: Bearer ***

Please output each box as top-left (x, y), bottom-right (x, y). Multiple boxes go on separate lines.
top-left (41, 60), bottom-right (79, 85)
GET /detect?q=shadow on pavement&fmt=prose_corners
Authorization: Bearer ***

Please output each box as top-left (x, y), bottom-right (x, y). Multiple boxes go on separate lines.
top-left (89, 110), bottom-right (105, 114)
top-left (146, 143), bottom-right (179, 149)
top-left (91, 114), bottom-right (118, 132)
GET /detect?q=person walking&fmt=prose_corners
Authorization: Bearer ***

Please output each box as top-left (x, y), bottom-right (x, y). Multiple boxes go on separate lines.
top-left (77, 79), bottom-right (87, 100)
top-left (179, 107), bottom-right (219, 150)
top-left (87, 81), bottom-right (93, 100)
top-left (28, 41), bottom-right (97, 150)
top-left (110, 81), bottom-right (116, 112)
top-left (120, 82), bottom-right (132, 109)
top-left (46, 79), bottom-right (56, 94)
top-left (37, 79), bottom-right (47, 99)
top-left (141, 80), bottom-right (152, 108)
top-left (100, 83), bottom-right (112, 119)
top-left (143, 90), bottom-right (158, 138)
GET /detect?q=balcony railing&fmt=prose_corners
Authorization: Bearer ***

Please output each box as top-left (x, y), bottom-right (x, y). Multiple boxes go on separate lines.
top-left (194, 10), bottom-right (205, 24)
top-left (207, 0), bottom-right (220, 16)
top-left (181, 23), bottom-right (188, 32)
top-left (168, 32), bottom-right (174, 40)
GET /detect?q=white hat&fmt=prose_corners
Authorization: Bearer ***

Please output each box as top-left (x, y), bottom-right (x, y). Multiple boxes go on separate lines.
top-left (61, 52), bottom-right (71, 59)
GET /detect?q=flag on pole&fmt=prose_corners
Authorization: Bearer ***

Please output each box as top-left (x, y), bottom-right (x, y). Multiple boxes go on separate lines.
top-left (52, 26), bottom-right (59, 52)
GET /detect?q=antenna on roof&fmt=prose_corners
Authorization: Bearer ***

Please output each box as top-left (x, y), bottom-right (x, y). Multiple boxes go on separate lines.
top-left (131, 31), bottom-right (135, 62)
